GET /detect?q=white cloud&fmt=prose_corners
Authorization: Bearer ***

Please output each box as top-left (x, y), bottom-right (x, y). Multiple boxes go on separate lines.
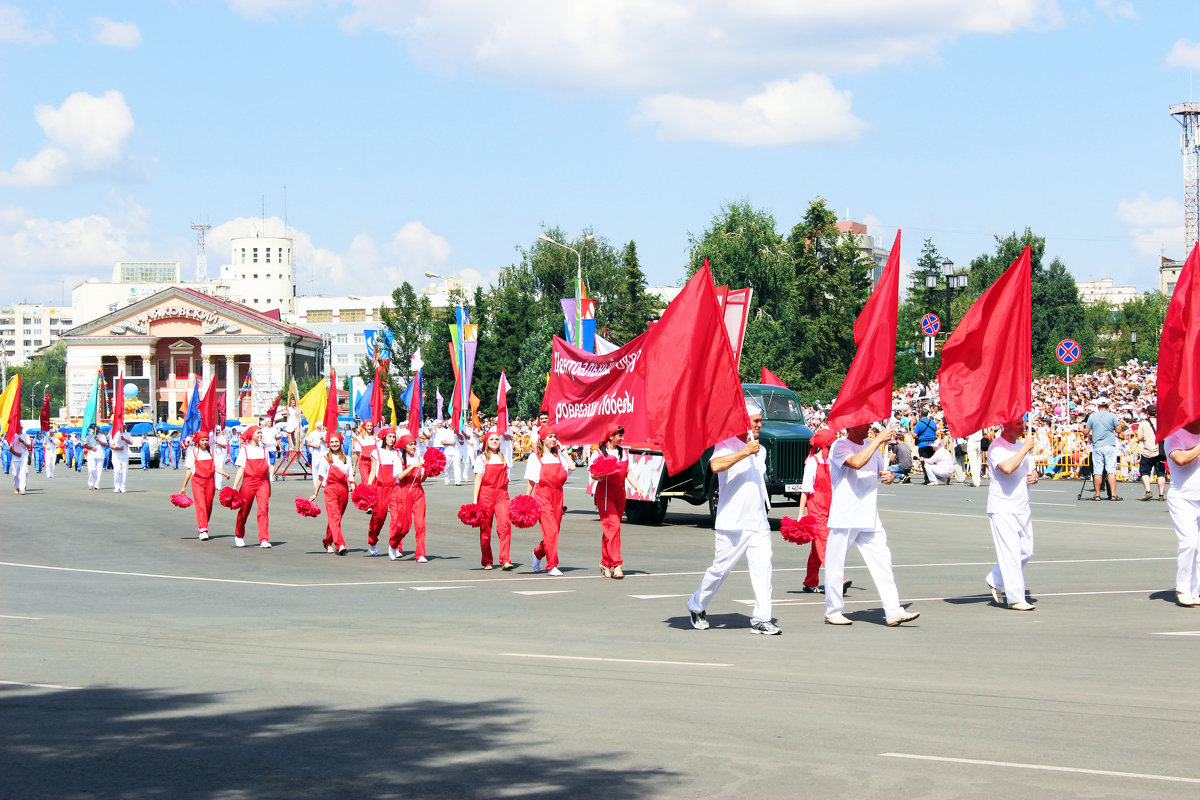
top-left (0, 90), bottom-right (137, 188)
top-left (1166, 39), bottom-right (1200, 69)
top-left (635, 75), bottom-right (866, 146)
top-left (226, 0), bottom-right (323, 21)
top-left (92, 17), bottom-right (142, 48)
top-left (0, 4), bottom-right (54, 45)
top-left (1116, 192), bottom-right (1184, 258)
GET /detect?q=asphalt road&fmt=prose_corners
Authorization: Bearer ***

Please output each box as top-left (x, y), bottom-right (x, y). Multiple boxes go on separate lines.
top-left (2, 463), bottom-right (1197, 799)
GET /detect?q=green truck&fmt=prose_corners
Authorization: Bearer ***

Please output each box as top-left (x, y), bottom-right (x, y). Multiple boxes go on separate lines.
top-left (624, 383), bottom-right (814, 525)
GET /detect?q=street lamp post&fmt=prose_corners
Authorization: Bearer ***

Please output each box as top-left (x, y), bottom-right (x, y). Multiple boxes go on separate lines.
top-left (926, 258), bottom-right (970, 330)
top-left (1130, 329), bottom-right (1138, 363)
top-left (32, 381), bottom-right (43, 416)
top-left (538, 233), bottom-right (594, 343)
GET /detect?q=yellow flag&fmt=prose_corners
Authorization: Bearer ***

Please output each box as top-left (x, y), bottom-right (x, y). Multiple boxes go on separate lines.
top-left (0, 376), bottom-right (20, 439)
top-left (296, 379), bottom-right (327, 429)
top-left (387, 391), bottom-right (397, 427)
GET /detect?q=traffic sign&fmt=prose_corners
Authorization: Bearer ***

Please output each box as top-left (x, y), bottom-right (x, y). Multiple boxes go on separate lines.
top-left (923, 335), bottom-right (936, 359)
top-left (920, 314), bottom-right (941, 336)
top-left (1056, 339), bottom-right (1080, 365)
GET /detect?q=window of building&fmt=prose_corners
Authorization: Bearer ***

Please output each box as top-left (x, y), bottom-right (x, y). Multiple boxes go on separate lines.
top-left (265, 249), bottom-right (271, 263)
top-left (24, 339), bottom-right (31, 346)
top-left (341, 308), bottom-right (365, 323)
top-left (336, 333), bottom-right (348, 344)
top-left (158, 360), bottom-right (168, 381)
top-left (353, 333), bottom-right (365, 344)
top-left (23, 317), bottom-right (32, 324)
top-left (240, 248), bottom-right (246, 264)
top-left (307, 309), bottom-right (332, 324)
top-left (337, 353), bottom-right (349, 364)
top-left (128, 356), bottom-right (144, 376)
top-left (253, 274), bottom-right (258, 279)
top-left (253, 248), bottom-right (258, 263)
top-left (175, 358), bottom-right (190, 379)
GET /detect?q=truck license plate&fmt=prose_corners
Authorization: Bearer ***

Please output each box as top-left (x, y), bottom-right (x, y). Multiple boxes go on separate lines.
top-left (784, 483), bottom-right (802, 493)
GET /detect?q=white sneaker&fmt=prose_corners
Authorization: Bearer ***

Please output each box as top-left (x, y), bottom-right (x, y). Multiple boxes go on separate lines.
top-left (547, 567), bottom-right (563, 577)
top-left (388, 547), bottom-right (399, 561)
top-left (368, 544), bottom-right (378, 557)
top-left (326, 544), bottom-right (335, 554)
top-left (532, 551), bottom-right (543, 573)
top-left (198, 531), bottom-right (209, 541)
top-left (120, 488), bottom-right (127, 493)
top-left (259, 541), bottom-right (272, 549)
top-left (416, 556), bottom-right (428, 563)
top-left (1177, 592), bottom-right (1200, 607)
top-left (986, 581), bottom-right (1004, 605)
top-left (235, 537), bottom-right (246, 548)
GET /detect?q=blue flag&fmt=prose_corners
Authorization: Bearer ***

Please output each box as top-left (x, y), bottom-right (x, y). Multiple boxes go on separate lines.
top-left (354, 380), bottom-right (374, 421)
top-left (181, 382), bottom-right (202, 438)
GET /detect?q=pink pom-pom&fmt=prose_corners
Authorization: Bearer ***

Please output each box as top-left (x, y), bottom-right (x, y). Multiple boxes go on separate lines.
top-left (294, 496), bottom-right (322, 517)
top-left (219, 486), bottom-right (245, 509)
top-left (170, 493), bottom-right (193, 509)
top-left (351, 483), bottom-right (379, 511)
top-left (780, 515), bottom-right (819, 545)
top-left (509, 494), bottom-right (543, 528)
top-left (458, 502), bottom-right (488, 528)
top-left (424, 448), bottom-right (447, 477)
top-left (589, 454), bottom-right (620, 479)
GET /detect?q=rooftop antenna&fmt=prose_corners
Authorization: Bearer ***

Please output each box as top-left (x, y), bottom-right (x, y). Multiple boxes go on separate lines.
top-left (190, 218), bottom-right (212, 281)
top-left (1170, 101), bottom-right (1200, 256)
top-left (261, 194), bottom-right (266, 238)
top-left (283, 184), bottom-right (288, 237)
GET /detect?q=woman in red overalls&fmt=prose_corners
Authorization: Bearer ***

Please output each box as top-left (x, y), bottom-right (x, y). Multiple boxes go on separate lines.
top-left (233, 425), bottom-right (273, 548)
top-left (367, 428), bottom-right (399, 558)
top-left (590, 423), bottom-right (643, 579)
top-left (793, 428), bottom-right (850, 594)
top-left (525, 425), bottom-right (574, 577)
top-left (180, 432), bottom-right (229, 541)
top-left (311, 431), bottom-right (355, 555)
top-left (354, 420), bottom-right (377, 486)
top-left (391, 434), bottom-right (427, 563)
top-left (473, 430), bottom-right (512, 570)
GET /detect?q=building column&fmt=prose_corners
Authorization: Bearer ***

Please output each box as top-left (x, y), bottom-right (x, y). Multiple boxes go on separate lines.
top-left (225, 355), bottom-right (238, 421)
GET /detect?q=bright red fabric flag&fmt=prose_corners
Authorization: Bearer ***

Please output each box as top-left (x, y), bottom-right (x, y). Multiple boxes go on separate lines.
top-left (111, 371), bottom-right (126, 432)
top-left (635, 263), bottom-right (750, 473)
top-left (369, 365), bottom-right (383, 426)
top-left (406, 370), bottom-right (422, 437)
top-left (495, 370), bottom-right (512, 436)
top-left (39, 390), bottom-right (50, 432)
top-left (265, 389), bottom-right (282, 424)
top-left (324, 370), bottom-right (339, 435)
top-left (760, 367), bottom-right (787, 387)
top-left (1157, 242), bottom-right (1200, 440)
top-left (824, 230), bottom-right (902, 432)
top-left (938, 246), bottom-right (1032, 437)
top-left (199, 376), bottom-right (217, 433)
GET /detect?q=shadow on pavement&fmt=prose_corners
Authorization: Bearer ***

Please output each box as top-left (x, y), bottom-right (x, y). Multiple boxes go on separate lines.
top-left (0, 687), bottom-right (671, 800)
top-left (663, 612), bottom-right (749, 631)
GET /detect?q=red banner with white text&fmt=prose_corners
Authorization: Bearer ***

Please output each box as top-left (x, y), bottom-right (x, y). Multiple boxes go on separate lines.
top-left (545, 333), bottom-right (659, 448)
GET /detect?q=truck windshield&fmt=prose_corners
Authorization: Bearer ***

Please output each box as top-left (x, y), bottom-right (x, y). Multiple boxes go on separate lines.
top-left (745, 389), bottom-right (803, 422)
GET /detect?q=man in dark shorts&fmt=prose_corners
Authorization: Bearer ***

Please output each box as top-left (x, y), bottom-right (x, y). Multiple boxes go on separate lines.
top-left (1137, 404), bottom-right (1167, 501)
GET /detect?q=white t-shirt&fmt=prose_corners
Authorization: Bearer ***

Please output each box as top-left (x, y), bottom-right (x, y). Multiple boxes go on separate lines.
top-left (985, 436), bottom-right (1033, 514)
top-left (1166, 429), bottom-right (1200, 500)
top-left (184, 449), bottom-right (214, 470)
top-left (235, 444), bottom-right (269, 467)
top-left (260, 426), bottom-right (278, 448)
top-left (925, 447), bottom-right (955, 479)
top-left (285, 406), bottom-right (301, 433)
top-left (800, 452), bottom-right (826, 494)
top-left (524, 451), bottom-right (573, 484)
top-left (371, 447), bottom-right (401, 482)
top-left (325, 457), bottom-right (352, 481)
top-left (711, 435), bottom-right (769, 532)
top-left (828, 437), bottom-right (884, 529)
top-left (474, 453), bottom-right (507, 473)
top-left (110, 431), bottom-right (133, 462)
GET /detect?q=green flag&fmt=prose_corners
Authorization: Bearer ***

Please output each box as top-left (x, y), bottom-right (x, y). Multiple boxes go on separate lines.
top-left (80, 370), bottom-right (100, 433)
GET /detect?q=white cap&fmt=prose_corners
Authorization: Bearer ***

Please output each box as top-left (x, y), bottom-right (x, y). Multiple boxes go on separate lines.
top-left (745, 400), bottom-right (763, 418)
top-left (1096, 396), bottom-right (1110, 406)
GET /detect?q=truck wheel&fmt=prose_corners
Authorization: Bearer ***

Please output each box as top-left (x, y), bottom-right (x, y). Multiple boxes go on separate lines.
top-left (707, 474), bottom-right (719, 526)
top-left (651, 496), bottom-right (668, 524)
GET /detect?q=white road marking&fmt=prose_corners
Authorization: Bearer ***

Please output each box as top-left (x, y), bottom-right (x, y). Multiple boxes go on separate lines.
top-left (513, 590), bottom-right (575, 596)
top-left (500, 653), bottom-right (730, 667)
top-left (409, 586), bottom-right (469, 591)
top-left (759, 587), bottom-right (1163, 607)
top-left (0, 614), bottom-right (43, 620)
top-left (629, 594), bottom-right (691, 600)
top-left (0, 679), bottom-right (82, 690)
top-left (1030, 502), bottom-right (1075, 506)
top-left (883, 508), bottom-right (1172, 531)
top-left (1152, 631), bottom-right (1200, 636)
top-left (0, 561), bottom-right (302, 587)
top-left (880, 752), bottom-right (1200, 784)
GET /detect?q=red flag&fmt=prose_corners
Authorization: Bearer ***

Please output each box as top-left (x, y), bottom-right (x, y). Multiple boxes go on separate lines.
top-left (369, 365), bottom-right (384, 426)
top-left (636, 262), bottom-right (750, 473)
top-left (111, 371), bottom-right (126, 432)
top-left (40, 390), bottom-right (50, 432)
top-left (938, 245), bottom-right (1033, 437)
top-left (2, 374), bottom-right (20, 446)
top-left (199, 377), bottom-right (217, 433)
top-left (825, 231), bottom-right (902, 432)
top-left (496, 370), bottom-right (512, 436)
top-left (1157, 242), bottom-right (1200, 440)
top-left (760, 367), bottom-right (787, 388)
top-left (407, 370), bottom-right (422, 437)
top-left (324, 370), bottom-right (339, 435)
top-left (265, 389), bottom-right (282, 424)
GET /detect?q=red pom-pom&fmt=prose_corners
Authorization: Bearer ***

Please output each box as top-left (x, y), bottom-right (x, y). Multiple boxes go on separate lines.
top-left (295, 496), bottom-right (322, 517)
top-left (170, 493), bottom-right (193, 508)
top-left (424, 448), bottom-right (447, 477)
top-left (589, 454), bottom-right (621, 479)
top-left (351, 483), bottom-right (379, 511)
top-left (458, 502), bottom-right (488, 527)
top-left (509, 494), bottom-right (543, 528)
top-left (780, 515), bottom-right (820, 545)
top-left (218, 486), bottom-right (245, 509)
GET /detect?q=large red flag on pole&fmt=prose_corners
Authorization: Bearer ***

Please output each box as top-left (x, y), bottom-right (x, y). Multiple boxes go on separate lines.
top-left (938, 246), bottom-right (1033, 437)
top-left (760, 367), bottom-right (787, 387)
top-left (824, 230), bottom-right (902, 432)
top-left (111, 371), bottom-right (126, 433)
top-left (199, 376), bottom-right (217, 433)
top-left (324, 370), bottom-right (339, 435)
top-left (496, 370), bottom-right (512, 436)
top-left (40, 390), bottom-right (50, 432)
top-left (369, 364), bottom-right (383, 426)
top-left (635, 261), bottom-right (750, 473)
top-left (1157, 242), bottom-right (1200, 440)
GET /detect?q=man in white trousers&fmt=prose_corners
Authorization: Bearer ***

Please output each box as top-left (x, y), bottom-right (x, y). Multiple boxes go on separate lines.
top-left (1165, 417), bottom-right (1200, 607)
top-left (110, 426), bottom-right (133, 493)
top-left (10, 431), bottom-right (31, 494)
top-left (687, 401), bottom-right (780, 635)
top-left (966, 429), bottom-right (984, 487)
top-left (213, 427), bottom-right (229, 489)
top-left (984, 418), bottom-right (1038, 611)
top-left (42, 428), bottom-right (57, 478)
top-left (435, 422), bottom-right (461, 486)
top-left (84, 425), bottom-right (104, 490)
top-left (824, 423), bottom-right (920, 627)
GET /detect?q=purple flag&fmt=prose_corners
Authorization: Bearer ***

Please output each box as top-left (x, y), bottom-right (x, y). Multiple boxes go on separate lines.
top-left (436, 387), bottom-right (444, 422)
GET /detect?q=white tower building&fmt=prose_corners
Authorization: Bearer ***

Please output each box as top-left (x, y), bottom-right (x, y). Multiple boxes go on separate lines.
top-left (1171, 102), bottom-right (1200, 256)
top-left (221, 235), bottom-right (296, 314)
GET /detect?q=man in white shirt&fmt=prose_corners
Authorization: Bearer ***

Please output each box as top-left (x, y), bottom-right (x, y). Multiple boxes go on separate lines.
top-left (213, 427), bottom-right (230, 489)
top-left (824, 424), bottom-right (920, 627)
top-left (42, 428), bottom-right (57, 479)
top-left (305, 423), bottom-right (328, 489)
top-left (924, 441), bottom-right (957, 485)
top-left (966, 429), bottom-right (984, 487)
top-left (435, 422), bottom-right (462, 486)
top-left (10, 431), bottom-right (31, 494)
top-left (686, 402), bottom-right (780, 635)
top-left (458, 427), bottom-right (476, 485)
top-left (84, 426), bottom-right (104, 490)
top-left (259, 420), bottom-right (278, 481)
top-left (1165, 418), bottom-right (1200, 606)
top-left (984, 418), bottom-right (1038, 611)
top-left (110, 426), bottom-right (133, 493)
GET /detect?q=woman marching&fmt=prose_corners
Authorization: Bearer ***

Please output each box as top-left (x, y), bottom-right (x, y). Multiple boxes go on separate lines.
top-left (473, 429), bottom-right (513, 570)
top-left (180, 432), bottom-right (230, 541)
top-left (353, 420), bottom-right (377, 486)
top-left (310, 431), bottom-right (355, 555)
top-left (590, 423), bottom-right (643, 579)
top-left (392, 433), bottom-right (428, 563)
top-left (366, 427), bottom-right (399, 558)
top-left (526, 424), bottom-right (575, 577)
top-left (232, 425), bottom-right (273, 548)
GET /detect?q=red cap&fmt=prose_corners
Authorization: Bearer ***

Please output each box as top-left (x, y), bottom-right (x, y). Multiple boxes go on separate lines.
top-left (242, 425), bottom-right (260, 443)
top-left (377, 427), bottom-right (395, 442)
top-left (327, 432), bottom-right (343, 447)
top-left (538, 424), bottom-right (555, 440)
top-left (604, 423), bottom-right (622, 441)
top-left (398, 433), bottom-right (416, 449)
top-left (809, 428), bottom-right (837, 449)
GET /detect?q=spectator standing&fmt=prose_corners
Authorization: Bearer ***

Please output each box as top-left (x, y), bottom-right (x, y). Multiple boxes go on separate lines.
top-left (1085, 398), bottom-right (1128, 501)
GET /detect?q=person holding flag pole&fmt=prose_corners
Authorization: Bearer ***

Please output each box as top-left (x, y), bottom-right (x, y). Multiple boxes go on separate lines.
top-left (109, 371), bottom-right (134, 493)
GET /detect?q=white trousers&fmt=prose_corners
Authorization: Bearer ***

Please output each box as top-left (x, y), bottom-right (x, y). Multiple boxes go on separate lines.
top-left (825, 521), bottom-right (902, 618)
top-left (967, 442), bottom-right (982, 487)
top-left (214, 449), bottom-right (226, 488)
top-left (987, 511), bottom-right (1034, 605)
top-left (112, 458), bottom-right (129, 492)
top-left (444, 447), bottom-right (463, 484)
top-left (11, 458), bottom-right (27, 492)
top-left (86, 455), bottom-right (102, 488)
top-left (43, 451), bottom-right (55, 478)
top-left (1168, 495), bottom-right (1200, 597)
top-left (689, 527), bottom-right (773, 624)
top-left (927, 463), bottom-right (955, 484)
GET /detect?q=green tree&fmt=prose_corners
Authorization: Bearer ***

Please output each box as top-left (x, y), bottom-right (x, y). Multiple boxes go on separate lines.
top-left (604, 240), bottom-right (664, 345)
top-left (1120, 291), bottom-right (1169, 364)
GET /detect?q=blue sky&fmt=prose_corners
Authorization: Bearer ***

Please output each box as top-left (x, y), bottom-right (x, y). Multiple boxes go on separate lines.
top-left (1, 1), bottom-right (1198, 308)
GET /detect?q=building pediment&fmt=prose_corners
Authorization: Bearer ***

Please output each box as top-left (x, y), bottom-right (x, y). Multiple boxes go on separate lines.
top-left (64, 286), bottom-right (295, 339)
